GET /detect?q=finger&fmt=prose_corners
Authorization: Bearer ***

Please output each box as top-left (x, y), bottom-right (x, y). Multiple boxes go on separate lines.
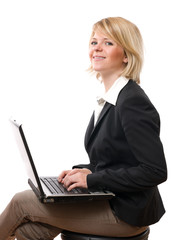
top-left (62, 172), bottom-right (82, 189)
top-left (67, 173), bottom-right (88, 190)
top-left (58, 170), bottom-right (70, 182)
top-left (62, 173), bottom-right (75, 188)
top-left (67, 182), bottom-right (79, 191)
top-left (67, 169), bottom-right (79, 176)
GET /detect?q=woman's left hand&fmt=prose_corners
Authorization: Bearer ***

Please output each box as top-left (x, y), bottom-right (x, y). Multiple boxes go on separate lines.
top-left (58, 168), bottom-right (92, 191)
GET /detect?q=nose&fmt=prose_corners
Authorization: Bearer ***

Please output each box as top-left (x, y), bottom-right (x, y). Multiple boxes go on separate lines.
top-left (93, 43), bottom-right (103, 51)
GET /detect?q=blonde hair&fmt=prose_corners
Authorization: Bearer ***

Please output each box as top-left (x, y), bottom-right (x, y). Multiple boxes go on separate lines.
top-left (89, 17), bottom-right (144, 84)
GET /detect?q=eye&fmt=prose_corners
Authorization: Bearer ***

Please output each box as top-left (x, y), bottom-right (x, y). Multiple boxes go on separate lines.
top-left (91, 41), bottom-right (98, 45)
top-left (105, 41), bottom-right (113, 46)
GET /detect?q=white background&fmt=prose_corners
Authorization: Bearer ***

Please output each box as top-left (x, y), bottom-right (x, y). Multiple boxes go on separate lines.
top-left (0, 0), bottom-right (179, 239)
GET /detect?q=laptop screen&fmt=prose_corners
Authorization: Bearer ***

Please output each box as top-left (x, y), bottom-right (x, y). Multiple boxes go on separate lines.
top-left (10, 119), bottom-right (42, 191)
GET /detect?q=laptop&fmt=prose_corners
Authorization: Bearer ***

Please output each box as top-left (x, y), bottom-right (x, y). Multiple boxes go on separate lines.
top-left (10, 118), bottom-right (115, 203)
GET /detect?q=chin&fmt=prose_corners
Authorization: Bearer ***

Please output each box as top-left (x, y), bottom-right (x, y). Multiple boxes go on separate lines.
top-left (93, 66), bottom-right (105, 72)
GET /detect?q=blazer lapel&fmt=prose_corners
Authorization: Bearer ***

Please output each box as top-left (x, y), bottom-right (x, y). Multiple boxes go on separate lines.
top-left (84, 113), bottom-right (94, 147)
top-left (95, 102), bottom-right (111, 127)
top-left (85, 102), bottom-right (112, 148)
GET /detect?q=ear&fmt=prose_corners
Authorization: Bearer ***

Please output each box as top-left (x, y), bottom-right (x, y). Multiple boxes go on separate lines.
top-left (123, 56), bottom-right (128, 63)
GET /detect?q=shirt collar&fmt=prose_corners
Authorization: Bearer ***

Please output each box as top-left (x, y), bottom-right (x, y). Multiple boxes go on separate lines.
top-left (97, 77), bottom-right (129, 106)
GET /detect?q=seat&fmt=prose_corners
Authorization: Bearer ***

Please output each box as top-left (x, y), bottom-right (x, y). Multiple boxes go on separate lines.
top-left (61, 227), bottom-right (150, 240)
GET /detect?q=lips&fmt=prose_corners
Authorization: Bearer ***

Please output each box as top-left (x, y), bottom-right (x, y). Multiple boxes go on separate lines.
top-left (93, 56), bottom-right (106, 60)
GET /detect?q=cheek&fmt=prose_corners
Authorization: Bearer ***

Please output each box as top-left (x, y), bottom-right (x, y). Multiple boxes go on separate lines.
top-left (109, 47), bottom-right (125, 63)
top-left (112, 52), bottom-right (125, 64)
top-left (89, 49), bottom-right (93, 62)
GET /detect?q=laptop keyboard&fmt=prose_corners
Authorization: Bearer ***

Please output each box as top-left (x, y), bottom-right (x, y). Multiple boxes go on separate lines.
top-left (40, 177), bottom-right (88, 195)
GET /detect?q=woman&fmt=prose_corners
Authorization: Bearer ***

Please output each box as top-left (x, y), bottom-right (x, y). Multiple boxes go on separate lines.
top-left (0, 17), bottom-right (167, 240)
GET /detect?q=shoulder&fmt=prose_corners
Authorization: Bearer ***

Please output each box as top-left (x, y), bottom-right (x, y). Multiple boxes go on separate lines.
top-left (119, 80), bottom-right (150, 102)
top-left (116, 80), bottom-right (160, 123)
top-left (117, 80), bottom-right (155, 109)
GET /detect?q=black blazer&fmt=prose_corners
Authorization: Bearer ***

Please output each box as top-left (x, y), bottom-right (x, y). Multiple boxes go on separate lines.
top-left (74, 80), bottom-right (167, 227)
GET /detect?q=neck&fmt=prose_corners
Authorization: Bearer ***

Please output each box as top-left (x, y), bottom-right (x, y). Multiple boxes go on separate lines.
top-left (100, 66), bottom-right (126, 92)
top-left (101, 73), bottom-right (120, 92)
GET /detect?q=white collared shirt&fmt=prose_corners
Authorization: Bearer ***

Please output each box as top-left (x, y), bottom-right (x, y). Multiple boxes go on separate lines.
top-left (94, 76), bottom-right (129, 125)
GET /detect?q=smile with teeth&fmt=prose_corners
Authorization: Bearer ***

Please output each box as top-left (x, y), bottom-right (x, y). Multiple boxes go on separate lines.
top-left (93, 56), bottom-right (106, 60)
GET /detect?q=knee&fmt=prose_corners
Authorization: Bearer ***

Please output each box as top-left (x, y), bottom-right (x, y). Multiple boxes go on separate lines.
top-left (12, 190), bottom-right (34, 203)
top-left (10, 190), bottom-right (34, 214)
top-left (12, 190), bottom-right (32, 202)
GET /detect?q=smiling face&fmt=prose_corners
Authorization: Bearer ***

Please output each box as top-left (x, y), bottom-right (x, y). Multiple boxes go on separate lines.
top-left (89, 31), bottom-right (128, 80)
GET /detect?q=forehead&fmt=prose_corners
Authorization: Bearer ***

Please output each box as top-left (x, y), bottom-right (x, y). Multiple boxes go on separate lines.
top-left (91, 31), bottom-right (113, 40)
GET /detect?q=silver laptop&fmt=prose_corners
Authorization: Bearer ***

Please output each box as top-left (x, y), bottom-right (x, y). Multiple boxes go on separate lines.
top-left (10, 118), bottom-right (115, 203)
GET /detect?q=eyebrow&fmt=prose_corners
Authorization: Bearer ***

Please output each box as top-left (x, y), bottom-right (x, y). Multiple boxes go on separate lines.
top-left (91, 37), bottom-right (110, 40)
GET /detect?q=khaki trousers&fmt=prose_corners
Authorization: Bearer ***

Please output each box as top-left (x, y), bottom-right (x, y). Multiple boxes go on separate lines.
top-left (0, 190), bottom-right (147, 240)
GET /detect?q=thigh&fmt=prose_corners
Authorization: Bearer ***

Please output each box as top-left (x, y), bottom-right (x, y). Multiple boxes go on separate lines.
top-left (9, 190), bottom-right (146, 237)
top-left (15, 190), bottom-right (116, 234)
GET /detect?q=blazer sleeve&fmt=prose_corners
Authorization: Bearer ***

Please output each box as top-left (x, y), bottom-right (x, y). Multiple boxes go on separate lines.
top-left (87, 92), bottom-right (167, 193)
top-left (72, 163), bottom-right (95, 172)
